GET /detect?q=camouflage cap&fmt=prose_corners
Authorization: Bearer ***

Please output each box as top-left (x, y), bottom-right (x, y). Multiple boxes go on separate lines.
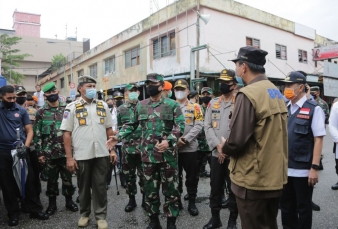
top-left (125, 83), bottom-right (138, 91)
top-left (113, 91), bottom-right (124, 99)
top-left (78, 75), bottom-right (97, 84)
top-left (43, 82), bottom-right (57, 93)
top-left (15, 86), bottom-right (27, 95)
top-left (216, 69), bottom-right (236, 81)
top-left (145, 73), bottom-right (164, 84)
top-left (201, 87), bottom-right (213, 95)
top-left (174, 79), bottom-right (189, 89)
top-left (310, 86), bottom-right (320, 92)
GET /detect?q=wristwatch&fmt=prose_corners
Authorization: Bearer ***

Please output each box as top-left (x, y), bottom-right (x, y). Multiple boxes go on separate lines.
top-left (311, 164), bottom-right (320, 170)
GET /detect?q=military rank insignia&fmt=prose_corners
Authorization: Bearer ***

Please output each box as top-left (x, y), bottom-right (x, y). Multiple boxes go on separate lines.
top-left (79, 118), bottom-right (86, 126)
top-left (213, 120), bottom-right (218, 128)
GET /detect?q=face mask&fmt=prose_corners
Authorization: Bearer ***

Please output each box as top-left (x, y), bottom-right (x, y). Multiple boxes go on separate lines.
top-left (311, 93), bottom-right (317, 99)
top-left (175, 91), bottom-right (186, 100)
top-left (219, 83), bottom-right (234, 95)
top-left (168, 91), bottom-right (172, 98)
top-left (16, 97), bottom-right (27, 105)
top-left (284, 85), bottom-right (300, 101)
top-left (128, 92), bottom-right (139, 101)
top-left (3, 100), bottom-right (15, 109)
top-left (116, 100), bottom-right (123, 107)
top-left (201, 96), bottom-right (212, 104)
top-left (146, 85), bottom-right (161, 97)
top-left (108, 104), bottom-right (113, 108)
top-left (235, 65), bottom-right (245, 87)
top-left (46, 94), bottom-right (59, 103)
top-left (85, 88), bottom-right (97, 99)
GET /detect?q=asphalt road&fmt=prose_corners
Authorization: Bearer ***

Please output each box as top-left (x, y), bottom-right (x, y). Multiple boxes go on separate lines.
top-left (0, 128), bottom-right (337, 229)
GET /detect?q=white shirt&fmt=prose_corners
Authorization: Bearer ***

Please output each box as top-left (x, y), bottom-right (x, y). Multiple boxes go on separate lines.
top-left (287, 95), bottom-right (326, 177)
top-left (33, 91), bottom-right (45, 107)
top-left (329, 102), bottom-right (338, 159)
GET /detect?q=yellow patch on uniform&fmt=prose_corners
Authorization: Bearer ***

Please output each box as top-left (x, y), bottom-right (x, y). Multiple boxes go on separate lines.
top-left (213, 120), bottom-right (218, 128)
top-left (100, 118), bottom-right (105, 124)
top-left (102, 112), bottom-right (106, 117)
top-left (76, 113), bottom-right (80, 118)
top-left (79, 118), bottom-right (86, 126)
top-left (185, 113), bottom-right (193, 117)
top-left (97, 105), bottom-right (104, 109)
top-left (83, 112), bottom-right (88, 117)
top-left (97, 111), bottom-right (101, 116)
top-left (97, 102), bottom-right (103, 105)
top-left (75, 103), bottom-right (82, 107)
top-left (186, 118), bottom-right (192, 124)
top-left (213, 103), bottom-right (220, 109)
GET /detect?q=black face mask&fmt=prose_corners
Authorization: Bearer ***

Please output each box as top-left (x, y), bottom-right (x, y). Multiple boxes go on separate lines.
top-left (46, 94), bottom-right (59, 103)
top-left (146, 85), bottom-right (161, 97)
top-left (219, 83), bottom-right (234, 95)
top-left (3, 100), bottom-right (15, 109)
top-left (311, 93), bottom-right (318, 99)
top-left (116, 100), bottom-right (123, 107)
top-left (16, 97), bottom-right (27, 105)
top-left (108, 104), bottom-right (113, 108)
top-left (201, 96), bottom-right (212, 104)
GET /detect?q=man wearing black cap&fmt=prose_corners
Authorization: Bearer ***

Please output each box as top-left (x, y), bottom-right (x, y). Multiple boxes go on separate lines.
top-left (280, 72), bottom-right (326, 229)
top-left (221, 47), bottom-right (288, 229)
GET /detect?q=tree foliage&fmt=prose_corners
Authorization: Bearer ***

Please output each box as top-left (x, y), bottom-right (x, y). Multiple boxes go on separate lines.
top-left (51, 53), bottom-right (66, 70)
top-left (0, 34), bottom-right (31, 84)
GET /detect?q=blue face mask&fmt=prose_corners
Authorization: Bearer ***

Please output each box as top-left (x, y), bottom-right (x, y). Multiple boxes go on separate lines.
top-left (235, 76), bottom-right (244, 87)
top-left (85, 88), bottom-right (97, 99)
top-left (128, 92), bottom-right (139, 101)
top-left (168, 91), bottom-right (172, 98)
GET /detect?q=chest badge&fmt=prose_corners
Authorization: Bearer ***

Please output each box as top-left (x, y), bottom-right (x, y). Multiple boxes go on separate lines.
top-left (213, 120), bottom-right (218, 128)
top-left (213, 103), bottom-right (220, 109)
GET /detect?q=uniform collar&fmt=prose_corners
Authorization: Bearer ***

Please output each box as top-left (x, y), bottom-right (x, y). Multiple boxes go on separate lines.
top-left (79, 97), bottom-right (97, 105)
top-left (287, 95), bottom-right (307, 108)
top-left (0, 101), bottom-right (20, 110)
top-left (147, 97), bottom-right (164, 107)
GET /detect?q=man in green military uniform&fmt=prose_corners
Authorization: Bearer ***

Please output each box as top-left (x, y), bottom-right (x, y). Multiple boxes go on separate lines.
top-left (107, 73), bottom-right (185, 229)
top-left (117, 83), bottom-right (144, 212)
top-left (310, 86), bottom-right (330, 123)
top-left (33, 82), bottom-right (78, 216)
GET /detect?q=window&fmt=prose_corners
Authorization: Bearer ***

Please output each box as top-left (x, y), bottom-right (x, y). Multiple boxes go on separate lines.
top-left (104, 56), bottom-right (116, 74)
top-left (153, 32), bottom-right (176, 59)
top-left (60, 78), bottom-right (65, 89)
top-left (77, 69), bottom-right (84, 78)
top-left (246, 37), bottom-right (260, 48)
top-left (89, 64), bottom-right (98, 78)
top-left (125, 47), bottom-right (140, 68)
top-left (298, 50), bottom-right (308, 63)
top-left (276, 44), bottom-right (287, 60)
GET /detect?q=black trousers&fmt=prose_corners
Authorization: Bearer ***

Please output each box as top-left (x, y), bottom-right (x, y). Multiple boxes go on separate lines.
top-left (280, 176), bottom-right (313, 229)
top-left (197, 151), bottom-right (211, 172)
top-left (210, 157), bottom-right (237, 212)
top-left (178, 151), bottom-right (199, 198)
top-left (0, 151), bottom-right (42, 217)
top-left (29, 150), bottom-right (42, 196)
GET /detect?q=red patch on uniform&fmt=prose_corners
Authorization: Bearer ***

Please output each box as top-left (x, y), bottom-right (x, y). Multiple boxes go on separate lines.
top-left (297, 114), bottom-right (310, 120)
top-left (14, 113), bottom-right (20, 118)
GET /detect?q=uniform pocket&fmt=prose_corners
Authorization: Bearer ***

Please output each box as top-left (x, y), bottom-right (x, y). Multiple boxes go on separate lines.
top-left (294, 119), bottom-right (309, 135)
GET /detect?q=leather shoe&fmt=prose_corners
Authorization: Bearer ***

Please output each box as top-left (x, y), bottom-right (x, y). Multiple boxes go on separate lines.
top-left (30, 212), bottom-right (49, 220)
top-left (8, 215), bottom-right (19, 227)
top-left (66, 202), bottom-right (79, 212)
top-left (311, 201), bottom-right (320, 211)
top-left (188, 199), bottom-right (199, 216)
top-left (203, 217), bottom-right (222, 229)
top-left (184, 193), bottom-right (189, 201)
top-left (332, 182), bottom-right (338, 190)
top-left (45, 205), bottom-right (57, 216)
top-left (222, 196), bottom-right (229, 208)
top-left (125, 197), bottom-right (137, 212)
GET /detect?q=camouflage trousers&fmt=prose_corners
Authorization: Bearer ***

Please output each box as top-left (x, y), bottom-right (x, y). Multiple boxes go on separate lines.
top-left (122, 153), bottom-right (144, 196)
top-left (45, 157), bottom-right (75, 197)
top-left (142, 161), bottom-right (180, 217)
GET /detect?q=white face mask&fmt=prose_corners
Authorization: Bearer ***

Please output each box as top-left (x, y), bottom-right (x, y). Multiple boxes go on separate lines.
top-left (175, 91), bottom-right (186, 100)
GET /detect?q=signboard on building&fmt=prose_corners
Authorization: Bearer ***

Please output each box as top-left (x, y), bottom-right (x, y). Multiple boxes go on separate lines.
top-left (294, 23), bottom-right (315, 40)
top-left (323, 61), bottom-right (338, 79)
top-left (323, 77), bottom-right (338, 97)
top-left (313, 45), bottom-right (338, 61)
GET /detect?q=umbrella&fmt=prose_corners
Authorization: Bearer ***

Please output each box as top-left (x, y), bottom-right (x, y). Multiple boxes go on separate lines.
top-left (11, 149), bottom-right (28, 199)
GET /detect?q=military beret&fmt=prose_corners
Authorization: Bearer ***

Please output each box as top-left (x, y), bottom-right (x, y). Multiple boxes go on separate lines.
top-left (113, 91), bottom-right (124, 99)
top-left (43, 82), bottom-right (57, 93)
top-left (125, 83), bottom-right (138, 91)
top-left (201, 87), bottom-right (213, 95)
top-left (310, 86), bottom-right (320, 92)
top-left (230, 46), bottom-right (268, 66)
top-left (15, 86), bottom-right (26, 95)
top-left (145, 73), bottom-right (164, 84)
top-left (216, 69), bottom-right (236, 82)
top-left (78, 75), bottom-right (97, 84)
top-left (281, 71), bottom-right (306, 84)
top-left (174, 79), bottom-right (189, 89)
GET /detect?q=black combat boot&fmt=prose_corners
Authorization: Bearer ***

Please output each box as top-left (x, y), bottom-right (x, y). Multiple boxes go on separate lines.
top-left (146, 214), bottom-right (162, 229)
top-left (311, 201), bottom-right (320, 211)
top-left (45, 196), bottom-right (57, 216)
top-left (203, 210), bottom-right (222, 229)
top-left (221, 194), bottom-right (229, 209)
top-left (65, 196), bottom-right (78, 212)
top-left (332, 181), bottom-right (338, 190)
top-left (125, 195), bottom-right (137, 212)
top-left (188, 197), bottom-right (199, 216)
top-left (167, 217), bottom-right (177, 229)
top-left (227, 211), bottom-right (238, 229)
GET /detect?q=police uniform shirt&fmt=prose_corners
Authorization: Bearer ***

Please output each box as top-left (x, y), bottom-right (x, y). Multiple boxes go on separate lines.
top-left (287, 95), bottom-right (326, 177)
top-left (60, 97), bottom-right (113, 160)
top-left (329, 102), bottom-right (338, 159)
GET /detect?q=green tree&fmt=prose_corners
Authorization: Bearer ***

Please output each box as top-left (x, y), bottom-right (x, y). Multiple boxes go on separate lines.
top-left (0, 34), bottom-right (31, 84)
top-left (51, 53), bottom-right (66, 71)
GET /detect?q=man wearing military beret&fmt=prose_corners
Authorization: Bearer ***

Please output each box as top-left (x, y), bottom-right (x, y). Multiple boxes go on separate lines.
top-left (174, 79), bottom-right (203, 216)
top-left (310, 86), bottom-right (329, 123)
top-left (203, 70), bottom-right (239, 229)
top-left (221, 46), bottom-right (288, 229)
top-left (116, 83), bottom-right (145, 212)
top-left (107, 73), bottom-right (185, 229)
top-left (61, 76), bottom-right (117, 229)
top-left (34, 82), bottom-right (78, 216)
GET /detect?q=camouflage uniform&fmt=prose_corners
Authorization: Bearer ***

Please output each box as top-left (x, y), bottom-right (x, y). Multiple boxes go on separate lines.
top-left (317, 97), bottom-right (329, 122)
top-left (116, 75), bottom-right (185, 218)
top-left (117, 101), bottom-right (144, 196)
top-left (34, 102), bottom-right (75, 197)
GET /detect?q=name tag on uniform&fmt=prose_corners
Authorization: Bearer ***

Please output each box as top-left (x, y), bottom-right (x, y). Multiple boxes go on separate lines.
top-left (297, 114), bottom-right (310, 120)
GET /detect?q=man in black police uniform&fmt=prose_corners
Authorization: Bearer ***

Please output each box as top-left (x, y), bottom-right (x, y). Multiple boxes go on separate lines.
top-left (281, 72), bottom-right (326, 229)
top-left (0, 85), bottom-right (49, 226)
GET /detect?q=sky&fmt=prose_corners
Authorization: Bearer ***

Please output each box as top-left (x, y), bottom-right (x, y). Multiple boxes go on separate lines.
top-left (0, 0), bottom-right (337, 48)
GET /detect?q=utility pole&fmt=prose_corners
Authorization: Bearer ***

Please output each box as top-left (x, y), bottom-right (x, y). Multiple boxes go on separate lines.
top-left (196, 0), bottom-right (200, 90)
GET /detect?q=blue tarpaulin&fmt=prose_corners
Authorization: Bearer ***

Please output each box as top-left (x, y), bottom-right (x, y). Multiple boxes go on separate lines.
top-left (0, 75), bottom-right (7, 87)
